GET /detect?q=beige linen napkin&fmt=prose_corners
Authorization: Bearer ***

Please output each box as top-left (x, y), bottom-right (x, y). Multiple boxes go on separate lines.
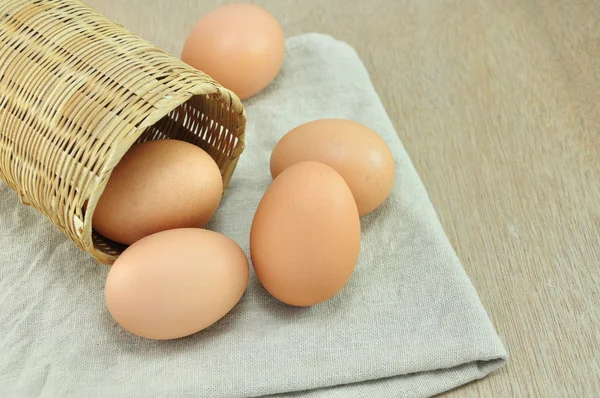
top-left (0, 33), bottom-right (507, 397)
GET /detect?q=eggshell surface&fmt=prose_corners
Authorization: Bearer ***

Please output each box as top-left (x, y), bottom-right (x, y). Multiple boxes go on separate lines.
top-left (250, 161), bottom-right (361, 307)
top-left (270, 119), bottom-right (395, 216)
top-left (181, 4), bottom-right (285, 100)
top-left (92, 139), bottom-right (223, 245)
top-left (105, 228), bottom-right (249, 340)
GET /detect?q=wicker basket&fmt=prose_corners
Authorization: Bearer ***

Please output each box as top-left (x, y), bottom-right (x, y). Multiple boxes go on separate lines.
top-left (0, 0), bottom-right (247, 265)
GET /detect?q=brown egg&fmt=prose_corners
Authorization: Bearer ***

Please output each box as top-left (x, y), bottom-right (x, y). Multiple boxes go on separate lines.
top-left (181, 4), bottom-right (285, 100)
top-left (92, 139), bottom-right (223, 245)
top-left (250, 161), bottom-right (361, 307)
top-left (270, 119), bottom-right (395, 216)
top-left (105, 228), bottom-right (249, 340)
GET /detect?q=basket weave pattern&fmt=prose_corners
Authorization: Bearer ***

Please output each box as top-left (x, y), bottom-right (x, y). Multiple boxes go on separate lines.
top-left (0, 0), bottom-right (246, 264)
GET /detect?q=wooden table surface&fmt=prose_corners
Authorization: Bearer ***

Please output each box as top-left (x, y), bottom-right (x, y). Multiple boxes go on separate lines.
top-left (87, 0), bottom-right (600, 396)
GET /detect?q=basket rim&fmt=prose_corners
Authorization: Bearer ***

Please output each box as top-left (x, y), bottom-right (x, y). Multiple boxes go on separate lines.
top-left (85, 82), bottom-right (246, 265)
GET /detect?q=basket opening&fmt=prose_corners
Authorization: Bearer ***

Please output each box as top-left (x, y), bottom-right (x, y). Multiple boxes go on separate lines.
top-left (90, 92), bottom-right (243, 260)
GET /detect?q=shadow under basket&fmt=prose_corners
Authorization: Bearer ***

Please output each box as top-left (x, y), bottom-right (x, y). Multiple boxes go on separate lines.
top-left (0, 0), bottom-right (247, 265)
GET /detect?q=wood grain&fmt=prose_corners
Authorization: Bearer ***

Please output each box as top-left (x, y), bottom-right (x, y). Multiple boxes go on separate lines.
top-left (84, 0), bottom-right (600, 396)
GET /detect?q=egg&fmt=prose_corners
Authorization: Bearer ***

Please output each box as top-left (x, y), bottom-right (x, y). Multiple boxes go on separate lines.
top-left (270, 119), bottom-right (395, 216)
top-left (181, 4), bottom-right (285, 100)
top-left (92, 139), bottom-right (223, 245)
top-left (105, 228), bottom-right (249, 340)
top-left (250, 161), bottom-right (361, 307)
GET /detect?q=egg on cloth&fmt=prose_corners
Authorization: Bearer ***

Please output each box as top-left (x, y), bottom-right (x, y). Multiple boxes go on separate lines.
top-left (270, 118), bottom-right (395, 216)
top-left (92, 139), bottom-right (223, 246)
top-left (250, 161), bottom-right (361, 307)
top-left (104, 228), bottom-right (249, 340)
top-left (181, 3), bottom-right (285, 100)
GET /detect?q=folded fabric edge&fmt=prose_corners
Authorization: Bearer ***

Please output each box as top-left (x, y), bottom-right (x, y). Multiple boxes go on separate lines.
top-left (285, 32), bottom-right (355, 53)
top-left (259, 355), bottom-right (506, 398)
